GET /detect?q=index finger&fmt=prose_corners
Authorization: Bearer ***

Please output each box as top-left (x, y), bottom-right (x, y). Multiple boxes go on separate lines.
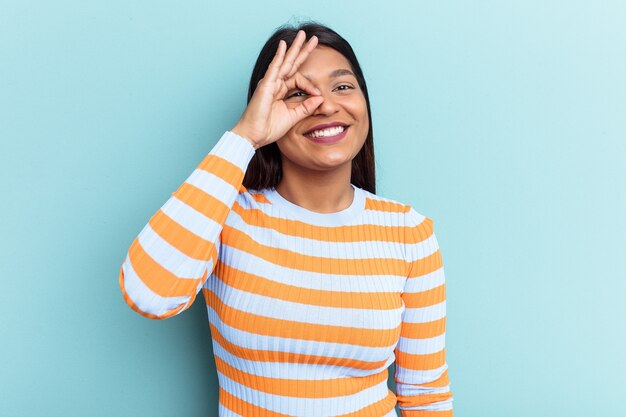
top-left (264, 39), bottom-right (287, 83)
top-left (284, 71), bottom-right (322, 96)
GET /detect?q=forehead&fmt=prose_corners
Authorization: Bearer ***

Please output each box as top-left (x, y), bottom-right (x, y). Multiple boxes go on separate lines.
top-left (298, 46), bottom-right (353, 79)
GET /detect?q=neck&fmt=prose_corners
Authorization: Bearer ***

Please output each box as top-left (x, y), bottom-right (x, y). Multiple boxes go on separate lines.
top-left (275, 163), bottom-right (354, 214)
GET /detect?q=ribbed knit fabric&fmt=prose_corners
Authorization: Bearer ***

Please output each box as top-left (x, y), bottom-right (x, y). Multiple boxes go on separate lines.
top-left (119, 130), bottom-right (454, 417)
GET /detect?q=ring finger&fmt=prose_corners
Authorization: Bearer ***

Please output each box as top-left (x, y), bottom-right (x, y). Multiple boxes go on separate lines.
top-left (285, 35), bottom-right (318, 79)
top-left (277, 30), bottom-right (307, 80)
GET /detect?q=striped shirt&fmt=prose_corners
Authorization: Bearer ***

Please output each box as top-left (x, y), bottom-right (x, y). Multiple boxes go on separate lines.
top-left (119, 130), bottom-right (454, 416)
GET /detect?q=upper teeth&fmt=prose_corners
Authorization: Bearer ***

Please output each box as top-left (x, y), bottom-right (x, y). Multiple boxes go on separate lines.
top-left (307, 126), bottom-right (345, 138)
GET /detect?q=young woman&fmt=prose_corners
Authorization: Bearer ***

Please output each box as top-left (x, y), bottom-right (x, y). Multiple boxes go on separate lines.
top-left (119, 22), bottom-right (454, 417)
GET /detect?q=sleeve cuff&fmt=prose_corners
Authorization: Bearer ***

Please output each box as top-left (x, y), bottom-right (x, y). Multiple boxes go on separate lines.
top-left (207, 130), bottom-right (257, 173)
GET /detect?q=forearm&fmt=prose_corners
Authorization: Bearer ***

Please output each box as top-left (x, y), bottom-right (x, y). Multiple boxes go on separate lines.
top-left (118, 130), bottom-right (256, 319)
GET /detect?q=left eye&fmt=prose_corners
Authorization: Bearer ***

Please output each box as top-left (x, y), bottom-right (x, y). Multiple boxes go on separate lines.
top-left (287, 84), bottom-right (354, 98)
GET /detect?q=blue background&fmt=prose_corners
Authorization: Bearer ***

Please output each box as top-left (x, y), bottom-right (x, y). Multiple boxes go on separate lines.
top-left (1, 1), bottom-right (625, 416)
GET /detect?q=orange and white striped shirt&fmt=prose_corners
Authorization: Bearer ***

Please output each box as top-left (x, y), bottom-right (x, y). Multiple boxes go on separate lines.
top-left (119, 130), bottom-right (454, 416)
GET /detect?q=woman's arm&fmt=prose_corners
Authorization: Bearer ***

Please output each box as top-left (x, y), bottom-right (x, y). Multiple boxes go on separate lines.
top-left (118, 31), bottom-right (322, 321)
top-left (118, 130), bottom-right (256, 320)
top-left (394, 208), bottom-right (454, 416)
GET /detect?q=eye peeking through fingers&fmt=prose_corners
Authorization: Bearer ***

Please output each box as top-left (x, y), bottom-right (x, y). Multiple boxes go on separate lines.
top-left (286, 84), bottom-right (355, 99)
top-left (286, 90), bottom-right (308, 99)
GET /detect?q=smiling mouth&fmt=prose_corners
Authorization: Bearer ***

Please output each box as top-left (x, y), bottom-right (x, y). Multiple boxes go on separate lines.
top-left (304, 126), bottom-right (350, 143)
top-left (304, 125), bottom-right (348, 139)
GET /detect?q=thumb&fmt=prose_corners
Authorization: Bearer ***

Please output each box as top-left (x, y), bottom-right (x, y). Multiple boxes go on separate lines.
top-left (290, 95), bottom-right (324, 123)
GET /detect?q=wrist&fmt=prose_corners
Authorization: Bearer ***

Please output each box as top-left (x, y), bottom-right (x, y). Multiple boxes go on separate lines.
top-left (231, 126), bottom-right (258, 150)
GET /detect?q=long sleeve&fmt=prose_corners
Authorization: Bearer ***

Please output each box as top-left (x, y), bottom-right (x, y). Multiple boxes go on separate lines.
top-left (394, 208), bottom-right (454, 416)
top-left (118, 130), bottom-right (256, 320)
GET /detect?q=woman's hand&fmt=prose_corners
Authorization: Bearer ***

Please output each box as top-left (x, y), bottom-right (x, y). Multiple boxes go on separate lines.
top-left (231, 30), bottom-right (324, 149)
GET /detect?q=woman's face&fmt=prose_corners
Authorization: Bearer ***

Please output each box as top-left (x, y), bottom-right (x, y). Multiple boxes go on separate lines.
top-left (276, 45), bottom-right (369, 172)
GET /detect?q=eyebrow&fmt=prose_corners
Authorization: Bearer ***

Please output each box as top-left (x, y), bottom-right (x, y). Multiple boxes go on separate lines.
top-left (302, 69), bottom-right (355, 82)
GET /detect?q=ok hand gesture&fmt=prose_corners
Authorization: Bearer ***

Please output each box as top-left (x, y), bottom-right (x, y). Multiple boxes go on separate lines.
top-left (232, 30), bottom-right (325, 149)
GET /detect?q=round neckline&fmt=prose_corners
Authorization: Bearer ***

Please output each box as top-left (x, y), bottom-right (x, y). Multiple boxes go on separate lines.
top-left (263, 183), bottom-right (366, 226)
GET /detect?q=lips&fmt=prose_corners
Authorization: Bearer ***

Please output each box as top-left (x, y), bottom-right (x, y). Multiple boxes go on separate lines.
top-left (304, 126), bottom-right (349, 144)
top-left (303, 122), bottom-right (349, 136)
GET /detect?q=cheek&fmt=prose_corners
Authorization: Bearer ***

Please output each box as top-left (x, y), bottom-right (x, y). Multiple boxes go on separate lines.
top-left (276, 136), bottom-right (305, 160)
top-left (349, 96), bottom-right (368, 120)
top-left (352, 102), bottom-right (369, 133)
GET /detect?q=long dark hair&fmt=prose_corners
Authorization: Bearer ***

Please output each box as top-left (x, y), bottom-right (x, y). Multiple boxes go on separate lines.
top-left (241, 20), bottom-right (376, 195)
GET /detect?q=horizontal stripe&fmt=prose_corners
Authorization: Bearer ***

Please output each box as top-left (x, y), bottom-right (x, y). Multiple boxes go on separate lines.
top-left (397, 391), bottom-right (453, 408)
top-left (395, 347), bottom-right (449, 371)
top-left (185, 167), bottom-right (242, 203)
top-left (127, 236), bottom-right (205, 298)
top-left (209, 279), bottom-right (402, 329)
top-left (395, 366), bottom-right (451, 387)
top-left (233, 196), bottom-right (428, 243)
top-left (405, 233), bottom-right (439, 261)
top-left (209, 324), bottom-right (393, 370)
top-left (405, 217), bottom-right (434, 242)
top-left (401, 409), bottom-right (453, 417)
top-left (327, 387), bottom-right (397, 417)
top-left (400, 319), bottom-right (446, 343)
top-left (204, 288), bottom-right (401, 348)
top-left (227, 204), bottom-right (411, 253)
top-left (217, 369), bottom-right (390, 413)
top-left (138, 223), bottom-right (209, 277)
top-left (403, 283), bottom-right (447, 309)
top-left (119, 261), bottom-right (190, 318)
top-left (158, 196), bottom-right (221, 252)
top-left (401, 393), bottom-right (453, 410)
top-left (172, 182), bottom-right (232, 227)
top-left (219, 384), bottom-right (399, 417)
top-left (195, 153), bottom-right (247, 190)
top-left (404, 268), bottom-right (445, 293)
top-left (215, 355), bottom-right (389, 398)
top-left (408, 250), bottom-right (443, 279)
top-left (214, 245), bottom-right (406, 293)
top-left (222, 225), bottom-right (409, 275)
top-left (148, 207), bottom-right (217, 261)
top-left (216, 261), bottom-right (402, 309)
top-left (397, 386), bottom-right (452, 399)
top-left (402, 302), bottom-right (447, 324)
top-left (205, 307), bottom-right (396, 363)
top-left (217, 402), bottom-right (244, 417)
top-left (207, 130), bottom-right (257, 170)
top-left (365, 195), bottom-right (416, 214)
top-left (211, 328), bottom-right (392, 378)
top-left (396, 333), bottom-right (447, 355)
top-left (219, 388), bottom-right (290, 417)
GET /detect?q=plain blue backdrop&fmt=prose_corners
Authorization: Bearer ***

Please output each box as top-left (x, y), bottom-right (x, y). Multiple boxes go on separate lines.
top-left (1, 1), bottom-right (625, 416)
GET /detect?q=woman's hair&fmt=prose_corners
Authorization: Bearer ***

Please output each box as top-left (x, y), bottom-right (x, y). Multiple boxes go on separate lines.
top-left (241, 20), bottom-right (376, 195)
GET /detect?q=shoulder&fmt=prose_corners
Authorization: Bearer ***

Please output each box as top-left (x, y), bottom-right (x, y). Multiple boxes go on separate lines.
top-left (361, 188), bottom-right (432, 227)
top-left (231, 185), bottom-right (273, 211)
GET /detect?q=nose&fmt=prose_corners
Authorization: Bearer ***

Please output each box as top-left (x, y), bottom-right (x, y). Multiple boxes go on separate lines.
top-left (312, 90), bottom-right (340, 116)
